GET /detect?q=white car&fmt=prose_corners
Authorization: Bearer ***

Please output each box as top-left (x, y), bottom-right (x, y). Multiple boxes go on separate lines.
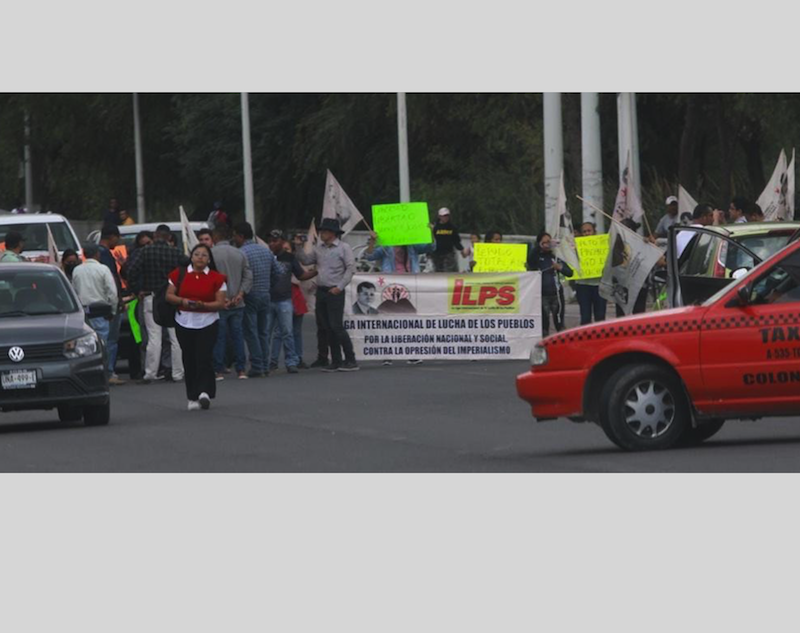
top-left (0, 213), bottom-right (83, 261)
top-left (87, 221), bottom-right (208, 252)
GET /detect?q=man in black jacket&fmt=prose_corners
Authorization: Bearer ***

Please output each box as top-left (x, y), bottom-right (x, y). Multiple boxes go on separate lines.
top-left (431, 208), bottom-right (468, 273)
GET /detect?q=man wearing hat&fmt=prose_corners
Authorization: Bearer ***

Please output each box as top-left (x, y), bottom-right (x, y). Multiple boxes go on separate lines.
top-left (655, 196), bottom-right (679, 238)
top-left (296, 218), bottom-right (358, 372)
top-left (431, 208), bottom-right (468, 273)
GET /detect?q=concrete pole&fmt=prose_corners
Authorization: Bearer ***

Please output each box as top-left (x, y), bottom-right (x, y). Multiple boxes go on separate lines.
top-left (617, 92), bottom-right (641, 198)
top-left (241, 92), bottom-right (256, 233)
top-left (397, 93), bottom-right (410, 203)
top-left (133, 93), bottom-right (146, 223)
top-left (580, 92), bottom-right (604, 232)
top-left (543, 93), bottom-right (563, 230)
top-left (630, 92), bottom-right (641, 196)
top-left (24, 112), bottom-right (33, 212)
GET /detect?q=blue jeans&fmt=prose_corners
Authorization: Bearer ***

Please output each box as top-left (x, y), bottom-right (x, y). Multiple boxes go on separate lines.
top-left (243, 293), bottom-right (270, 372)
top-left (214, 307), bottom-right (246, 373)
top-left (575, 284), bottom-right (607, 326)
top-left (268, 299), bottom-right (299, 368)
top-left (88, 316), bottom-right (111, 371)
top-left (107, 312), bottom-right (122, 376)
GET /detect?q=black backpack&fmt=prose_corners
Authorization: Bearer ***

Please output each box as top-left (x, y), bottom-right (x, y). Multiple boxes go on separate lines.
top-left (153, 267), bottom-right (187, 328)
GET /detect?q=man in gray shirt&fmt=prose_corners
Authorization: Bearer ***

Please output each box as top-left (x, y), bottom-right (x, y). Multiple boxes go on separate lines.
top-left (212, 225), bottom-right (253, 380)
top-left (296, 218), bottom-right (358, 372)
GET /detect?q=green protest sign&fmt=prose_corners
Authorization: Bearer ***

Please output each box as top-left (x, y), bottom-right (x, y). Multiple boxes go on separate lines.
top-left (573, 234), bottom-right (610, 280)
top-left (372, 202), bottom-right (433, 246)
top-left (473, 243), bottom-right (528, 272)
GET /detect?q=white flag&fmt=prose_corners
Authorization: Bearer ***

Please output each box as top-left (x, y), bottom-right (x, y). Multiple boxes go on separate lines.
top-left (678, 185), bottom-right (698, 220)
top-left (322, 170), bottom-right (364, 236)
top-left (612, 152), bottom-right (645, 225)
top-left (46, 224), bottom-right (59, 265)
top-left (757, 149), bottom-right (788, 221)
top-left (180, 205), bottom-right (198, 256)
top-left (599, 221), bottom-right (664, 316)
top-left (548, 171), bottom-right (582, 276)
top-left (786, 149), bottom-right (795, 221)
top-left (304, 218), bottom-right (317, 256)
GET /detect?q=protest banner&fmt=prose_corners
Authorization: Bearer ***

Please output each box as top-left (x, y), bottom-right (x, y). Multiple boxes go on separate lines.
top-left (473, 243), bottom-right (528, 272)
top-left (572, 234), bottom-right (610, 280)
top-left (372, 202), bottom-right (432, 246)
top-left (345, 272), bottom-right (541, 361)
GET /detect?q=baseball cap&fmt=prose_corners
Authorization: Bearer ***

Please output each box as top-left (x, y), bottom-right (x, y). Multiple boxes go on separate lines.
top-left (269, 229), bottom-right (285, 240)
top-left (665, 196), bottom-right (678, 206)
top-left (438, 207), bottom-right (451, 217)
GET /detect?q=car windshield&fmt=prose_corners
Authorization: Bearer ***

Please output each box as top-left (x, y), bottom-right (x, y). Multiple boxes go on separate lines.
top-left (120, 230), bottom-right (184, 250)
top-left (0, 269), bottom-right (80, 316)
top-left (728, 234), bottom-right (793, 269)
top-left (0, 222), bottom-right (79, 252)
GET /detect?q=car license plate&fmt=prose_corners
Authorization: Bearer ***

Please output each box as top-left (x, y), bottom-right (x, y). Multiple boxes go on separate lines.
top-left (1, 370), bottom-right (37, 390)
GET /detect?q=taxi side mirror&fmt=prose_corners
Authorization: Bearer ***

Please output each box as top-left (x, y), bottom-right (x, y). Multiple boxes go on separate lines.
top-left (737, 284), bottom-right (751, 306)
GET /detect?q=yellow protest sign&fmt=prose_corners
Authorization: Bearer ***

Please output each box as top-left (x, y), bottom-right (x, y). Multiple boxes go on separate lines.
top-left (573, 234), bottom-right (610, 280)
top-left (473, 243), bottom-right (528, 272)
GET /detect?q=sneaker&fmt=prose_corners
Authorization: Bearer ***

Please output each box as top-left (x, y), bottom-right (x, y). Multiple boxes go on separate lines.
top-left (268, 363), bottom-right (279, 372)
top-left (382, 360), bottom-right (393, 366)
top-left (198, 392), bottom-right (211, 410)
top-left (247, 370), bottom-right (266, 378)
top-left (221, 368), bottom-right (232, 375)
top-left (407, 359), bottom-right (423, 365)
top-left (287, 365), bottom-right (299, 374)
top-left (108, 375), bottom-right (126, 386)
top-left (215, 373), bottom-right (226, 382)
top-left (297, 361), bottom-right (309, 370)
top-left (138, 378), bottom-right (154, 385)
top-left (310, 359), bottom-right (329, 369)
top-left (322, 364), bottom-right (341, 373)
top-left (238, 371), bottom-right (249, 380)
top-left (187, 400), bottom-right (201, 411)
top-left (338, 361), bottom-right (360, 372)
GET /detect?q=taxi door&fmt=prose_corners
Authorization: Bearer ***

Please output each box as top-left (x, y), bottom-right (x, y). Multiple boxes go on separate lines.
top-left (697, 243), bottom-right (800, 416)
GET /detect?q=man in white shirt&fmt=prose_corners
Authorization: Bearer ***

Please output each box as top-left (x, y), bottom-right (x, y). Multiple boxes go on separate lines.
top-left (676, 204), bottom-right (714, 259)
top-left (729, 197), bottom-right (750, 224)
top-left (72, 243), bottom-right (118, 349)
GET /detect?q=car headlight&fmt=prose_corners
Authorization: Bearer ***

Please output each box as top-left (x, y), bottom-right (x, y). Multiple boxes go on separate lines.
top-left (530, 343), bottom-right (548, 366)
top-left (64, 332), bottom-right (100, 358)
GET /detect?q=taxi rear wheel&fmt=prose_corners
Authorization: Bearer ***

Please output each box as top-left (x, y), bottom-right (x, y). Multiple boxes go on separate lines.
top-left (599, 364), bottom-right (689, 451)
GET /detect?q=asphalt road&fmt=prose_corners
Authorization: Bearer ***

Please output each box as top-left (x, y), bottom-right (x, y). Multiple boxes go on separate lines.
top-left (2, 348), bottom-right (800, 472)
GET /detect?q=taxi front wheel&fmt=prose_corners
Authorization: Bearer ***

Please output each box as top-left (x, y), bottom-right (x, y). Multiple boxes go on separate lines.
top-left (599, 364), bottom-right (690, 451)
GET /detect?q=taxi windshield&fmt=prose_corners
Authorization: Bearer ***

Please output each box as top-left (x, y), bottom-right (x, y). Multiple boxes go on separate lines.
top-left (0, 269), bottom-right (80, 316)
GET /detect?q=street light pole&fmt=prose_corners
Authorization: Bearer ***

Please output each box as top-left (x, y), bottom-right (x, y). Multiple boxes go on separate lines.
top-left (543, 92), bottom-right (564, 230)
top-left (581, 92), bottom-right (604, 231)
top-left (133, 93), bottom-right (146, 223)
top-left (241, 92), bottom-right (256, 233)
top-left (397, 93), bottom-right (410, 203)
top-left (24, 112), bottom-right (33, 212)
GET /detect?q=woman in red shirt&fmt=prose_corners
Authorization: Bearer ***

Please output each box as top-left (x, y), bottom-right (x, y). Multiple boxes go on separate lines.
top-left (166, 244), bottom-right (227, 411)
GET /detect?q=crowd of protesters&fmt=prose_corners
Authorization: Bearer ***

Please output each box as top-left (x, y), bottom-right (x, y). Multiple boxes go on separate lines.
top-left (0, 192), bottom-right (783, 411)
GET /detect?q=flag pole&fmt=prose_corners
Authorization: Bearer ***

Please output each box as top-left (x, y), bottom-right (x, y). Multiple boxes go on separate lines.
top-left (577, 196), bottom-right (655, 244)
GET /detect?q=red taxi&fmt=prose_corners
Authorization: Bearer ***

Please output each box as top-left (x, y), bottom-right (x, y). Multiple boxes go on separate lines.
top-left (517, 226), bottom-right (800, 451)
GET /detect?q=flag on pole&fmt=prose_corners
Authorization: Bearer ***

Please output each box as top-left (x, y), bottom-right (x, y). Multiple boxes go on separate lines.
top-left (304, 218), bottom-right (318, 256)
top-left (547, 171), bottom-right (582, 276)
top-left (599, 220), bottom-right (664, 316)
top-left (180, 205), bottom-right (198, 256)
top-left (612, 151), bottom-right (645, 225)
top-left (757, 149), bottom-right (789, 221)
top-left (788, 149), bottom-right (796, 221)
top-left (678, 185), bottom-right (698, 220)
top-left (322, 170), bottom-right (364, 236)
top-left (46, 224), bottom-right (59, 265)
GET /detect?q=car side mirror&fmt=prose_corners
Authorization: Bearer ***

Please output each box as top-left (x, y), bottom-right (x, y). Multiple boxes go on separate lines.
top-left (86, 302), bottom-right (112, 319)
top-left (737, 284), bottom-right (751, 307)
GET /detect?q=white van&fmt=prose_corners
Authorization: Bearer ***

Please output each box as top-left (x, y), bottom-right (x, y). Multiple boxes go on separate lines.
top-left (0, 213), bottom-right (83, 261)
top-left (87, 221), bottom-right (208, 253)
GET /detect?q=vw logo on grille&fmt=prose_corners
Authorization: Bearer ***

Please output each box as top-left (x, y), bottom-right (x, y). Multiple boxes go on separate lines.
top-left (8, 347), bottom-right (24, 363)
